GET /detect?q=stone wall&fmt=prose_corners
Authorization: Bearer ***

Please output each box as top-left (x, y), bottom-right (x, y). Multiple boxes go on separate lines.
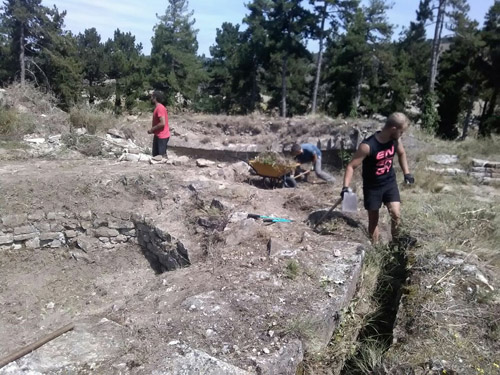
top-left (0, 211), bottom-right (136, 250)
top-left (0, 211), bottom-right (191, 273)
top-left (135, 217), bottom-right (190, 273)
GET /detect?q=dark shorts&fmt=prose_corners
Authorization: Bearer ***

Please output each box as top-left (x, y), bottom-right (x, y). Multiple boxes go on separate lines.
top-left (363, 181), bottom-right (400, 211)
top-left (152, 136), bottom-right (169, 157)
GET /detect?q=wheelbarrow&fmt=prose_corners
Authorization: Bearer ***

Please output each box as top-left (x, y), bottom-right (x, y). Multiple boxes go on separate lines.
top-left (248, 159), bottom-right (301, 188)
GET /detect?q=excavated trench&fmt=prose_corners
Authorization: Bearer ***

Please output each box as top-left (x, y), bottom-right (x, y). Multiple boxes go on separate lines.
top-left (341, 242), bottom-right (410, 374)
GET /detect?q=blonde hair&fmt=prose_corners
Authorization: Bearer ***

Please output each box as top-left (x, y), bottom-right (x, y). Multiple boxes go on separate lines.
top-left (385, 112), bottom-right (409, 129)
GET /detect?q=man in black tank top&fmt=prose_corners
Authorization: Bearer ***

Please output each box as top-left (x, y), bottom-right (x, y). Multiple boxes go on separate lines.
top-left (341, 113), bottom-right (415, 243)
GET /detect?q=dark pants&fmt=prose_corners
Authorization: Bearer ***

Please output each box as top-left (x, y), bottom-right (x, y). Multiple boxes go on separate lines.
top-left (152, 136), bottom-right (169, 157)
top-left (363, 181), bottom-right (401, 210)
top-left (314, 156), bottom-right (335, 182)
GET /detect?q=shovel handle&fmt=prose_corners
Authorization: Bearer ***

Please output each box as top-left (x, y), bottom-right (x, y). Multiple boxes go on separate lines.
top-left (314, 198), bottom-right (343, 229)
top-left (0, 323), bottom-right (75, 369)
top-left (294, 170), bottom-right (311, 180)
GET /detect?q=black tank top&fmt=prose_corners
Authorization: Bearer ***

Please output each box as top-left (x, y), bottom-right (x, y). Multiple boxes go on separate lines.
top-left (362, 132), bottom-right (398, 187)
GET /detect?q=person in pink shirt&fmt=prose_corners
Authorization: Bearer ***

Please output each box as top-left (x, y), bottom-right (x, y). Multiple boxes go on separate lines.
top-left (148, 90), bottom-right (170, 157)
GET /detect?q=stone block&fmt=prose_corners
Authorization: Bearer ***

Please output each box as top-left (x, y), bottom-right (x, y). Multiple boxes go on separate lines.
top-left (80, 221), bottom-right (92, 230)
top-left (157, 347), bottom-right (252, 375)
top-left (64, 230), bottom-right (77, 239)
top-left (63, 219), bottom-right (79, 229)
top-left (47, 212), bottom-right (65, 220)
top-left (121, 229), bottom-right (136, 237)
top-left (14, 232), bottom-right (38, 241)
top-left (34, 222), bottom-right (51, 232)
top-left (2, 214), bottom-right (27, 227)
top-left (78, 210), bottom-right (92, 220)
top-left (25, 238), bottom-right (40, 249)
top-left (196, 158), bottom-right (216, 167)
top-left (49, 240), bottom-right (63, 248)
top-left (14, 225), bottom-right (36, 235)
top-left (40, 232), bottom-right (64, 241)
top-left (28, 211), bottom-right (45, 221)
top-left (108, 220), bottom-right (135, 230)
top-left (155, 227), bottom-right (171, 242)
top-left (112, 234), bottom-right (128, 243)
top-left (0, 234), bottom-right (14, 245)
top-left (95, 227), bottom-right (119, 237)
top-left (92, 218), bottom-right (107, 228)
top-left (50, 223), bottom-right (65, 232)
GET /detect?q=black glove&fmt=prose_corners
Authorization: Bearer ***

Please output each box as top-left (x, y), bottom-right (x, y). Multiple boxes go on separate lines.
top-left (404, 174), bottom-right (415, 184)
top-left (341, 186), bottom-right (351, 199)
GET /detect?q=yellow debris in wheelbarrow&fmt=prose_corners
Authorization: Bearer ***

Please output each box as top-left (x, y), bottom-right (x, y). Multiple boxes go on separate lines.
top-left (249, 159), bottom-right (300, 178)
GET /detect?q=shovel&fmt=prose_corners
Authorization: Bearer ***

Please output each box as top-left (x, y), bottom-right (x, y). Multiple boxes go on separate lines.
top-left (314, 191), bottom-right (357, 229)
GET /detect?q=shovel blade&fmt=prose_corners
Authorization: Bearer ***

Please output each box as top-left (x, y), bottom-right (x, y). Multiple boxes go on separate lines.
top-left (341, 192), bottom-right (358, 212)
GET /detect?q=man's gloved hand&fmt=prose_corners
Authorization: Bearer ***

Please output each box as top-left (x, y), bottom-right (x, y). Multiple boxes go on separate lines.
top-left (341, 186), bottom-right (351, 199)
top-left (404, 173), bottom-right (415, 184)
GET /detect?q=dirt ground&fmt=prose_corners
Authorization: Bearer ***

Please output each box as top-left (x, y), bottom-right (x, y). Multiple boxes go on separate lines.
top-left (2, 106), bottom-right (497, 374)
top-left (0, 146), bottom-right (375, 373)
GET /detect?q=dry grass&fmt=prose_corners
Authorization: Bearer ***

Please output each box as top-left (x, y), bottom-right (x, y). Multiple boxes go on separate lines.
top-left (383, 134), bottom-right (500, 374)
top-left (0, 83), bottom-right (68, 137)
top-left (69, 106), bottom-right (117, 135)
top-left (303, 245), bottom-right (387, 374)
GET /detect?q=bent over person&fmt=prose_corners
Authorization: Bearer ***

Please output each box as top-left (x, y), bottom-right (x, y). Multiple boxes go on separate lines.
top-left (148, 90), bottom-right (170, 157)
top-left (341, 113), bottom-right (414, 243)
top-left (291, 143), bottom-right (335, 183)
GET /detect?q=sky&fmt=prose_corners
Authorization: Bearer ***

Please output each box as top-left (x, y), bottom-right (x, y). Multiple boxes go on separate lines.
top-left (41, 0), bottom-right (495, 57)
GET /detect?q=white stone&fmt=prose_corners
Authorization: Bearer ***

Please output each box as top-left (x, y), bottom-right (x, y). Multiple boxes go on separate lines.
top-left (196, 158), bottom-right (216, 167)
top-left (427, 154), bottom-right (458, 165)
top-left (25, 137), bottom-right (46, 144)
top-left (0, 234), bottom-right (14, 245)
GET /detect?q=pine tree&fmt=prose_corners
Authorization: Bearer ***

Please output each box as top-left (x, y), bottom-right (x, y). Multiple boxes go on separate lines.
top-left (105, 29), bottom-right (146, 112)
top-left (150, 0), bottom-right (206, 106)
top-left (1, 0), bottom-right (49, 86)
top-left (265, 0), bottom-right (315, 117)
top-left (206, 22), bottom-right (242, 113)
top-left (77, 28), bottom-right (107, 104)
top-left (310, 0), bottom-right (358, 114)
top-left (400, 0), bottom-right (433, 93)
top-left (435, 1), bottom-right (482, 139)
top-left (239, 0), bottom-right (271, 113)
top-left (478, 1), bottom-right (500, 136)
top-left (324, 0), bottom-right (393, 116)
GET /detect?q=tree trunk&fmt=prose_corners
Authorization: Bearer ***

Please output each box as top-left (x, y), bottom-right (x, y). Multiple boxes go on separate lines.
top-left (461, 83), bottom-right (477, 140)
top-left (20, 26), bottom-right (25, 86)
top-left (461, 100), bottom-right (473, 140)
top-left (353, 66), bottom-right (364, 111)
top-left (429, 0), bottom-right (446, 93)
top-left (281, 55), bottom-right (288, 117)
top-left (250, 55), bottom-right (258, 112)
top-left (479, 87), bottom-right (498, 137)
top-left (311, 2), bottom-right (327, 115)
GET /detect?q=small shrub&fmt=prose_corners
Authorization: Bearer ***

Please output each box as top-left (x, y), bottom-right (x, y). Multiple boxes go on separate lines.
top-left (61, 133), bottom-right (78, 148)
top-left (130, 100), bottom-right (153, 115)
top-left (0, 107), bottom-right (19, 135)
top-left (0, 107), bottom-right (36, 137)
top-left (76, 135), bottom-right (104, 157)
top-left (285, 260), bottom-right (300, 280)
top-left (69, 107), bottom-right (116, 135)
top-left (421, 92), bottom-right (440, 133)
top-left (62, 132), bottom-right (103, 157)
